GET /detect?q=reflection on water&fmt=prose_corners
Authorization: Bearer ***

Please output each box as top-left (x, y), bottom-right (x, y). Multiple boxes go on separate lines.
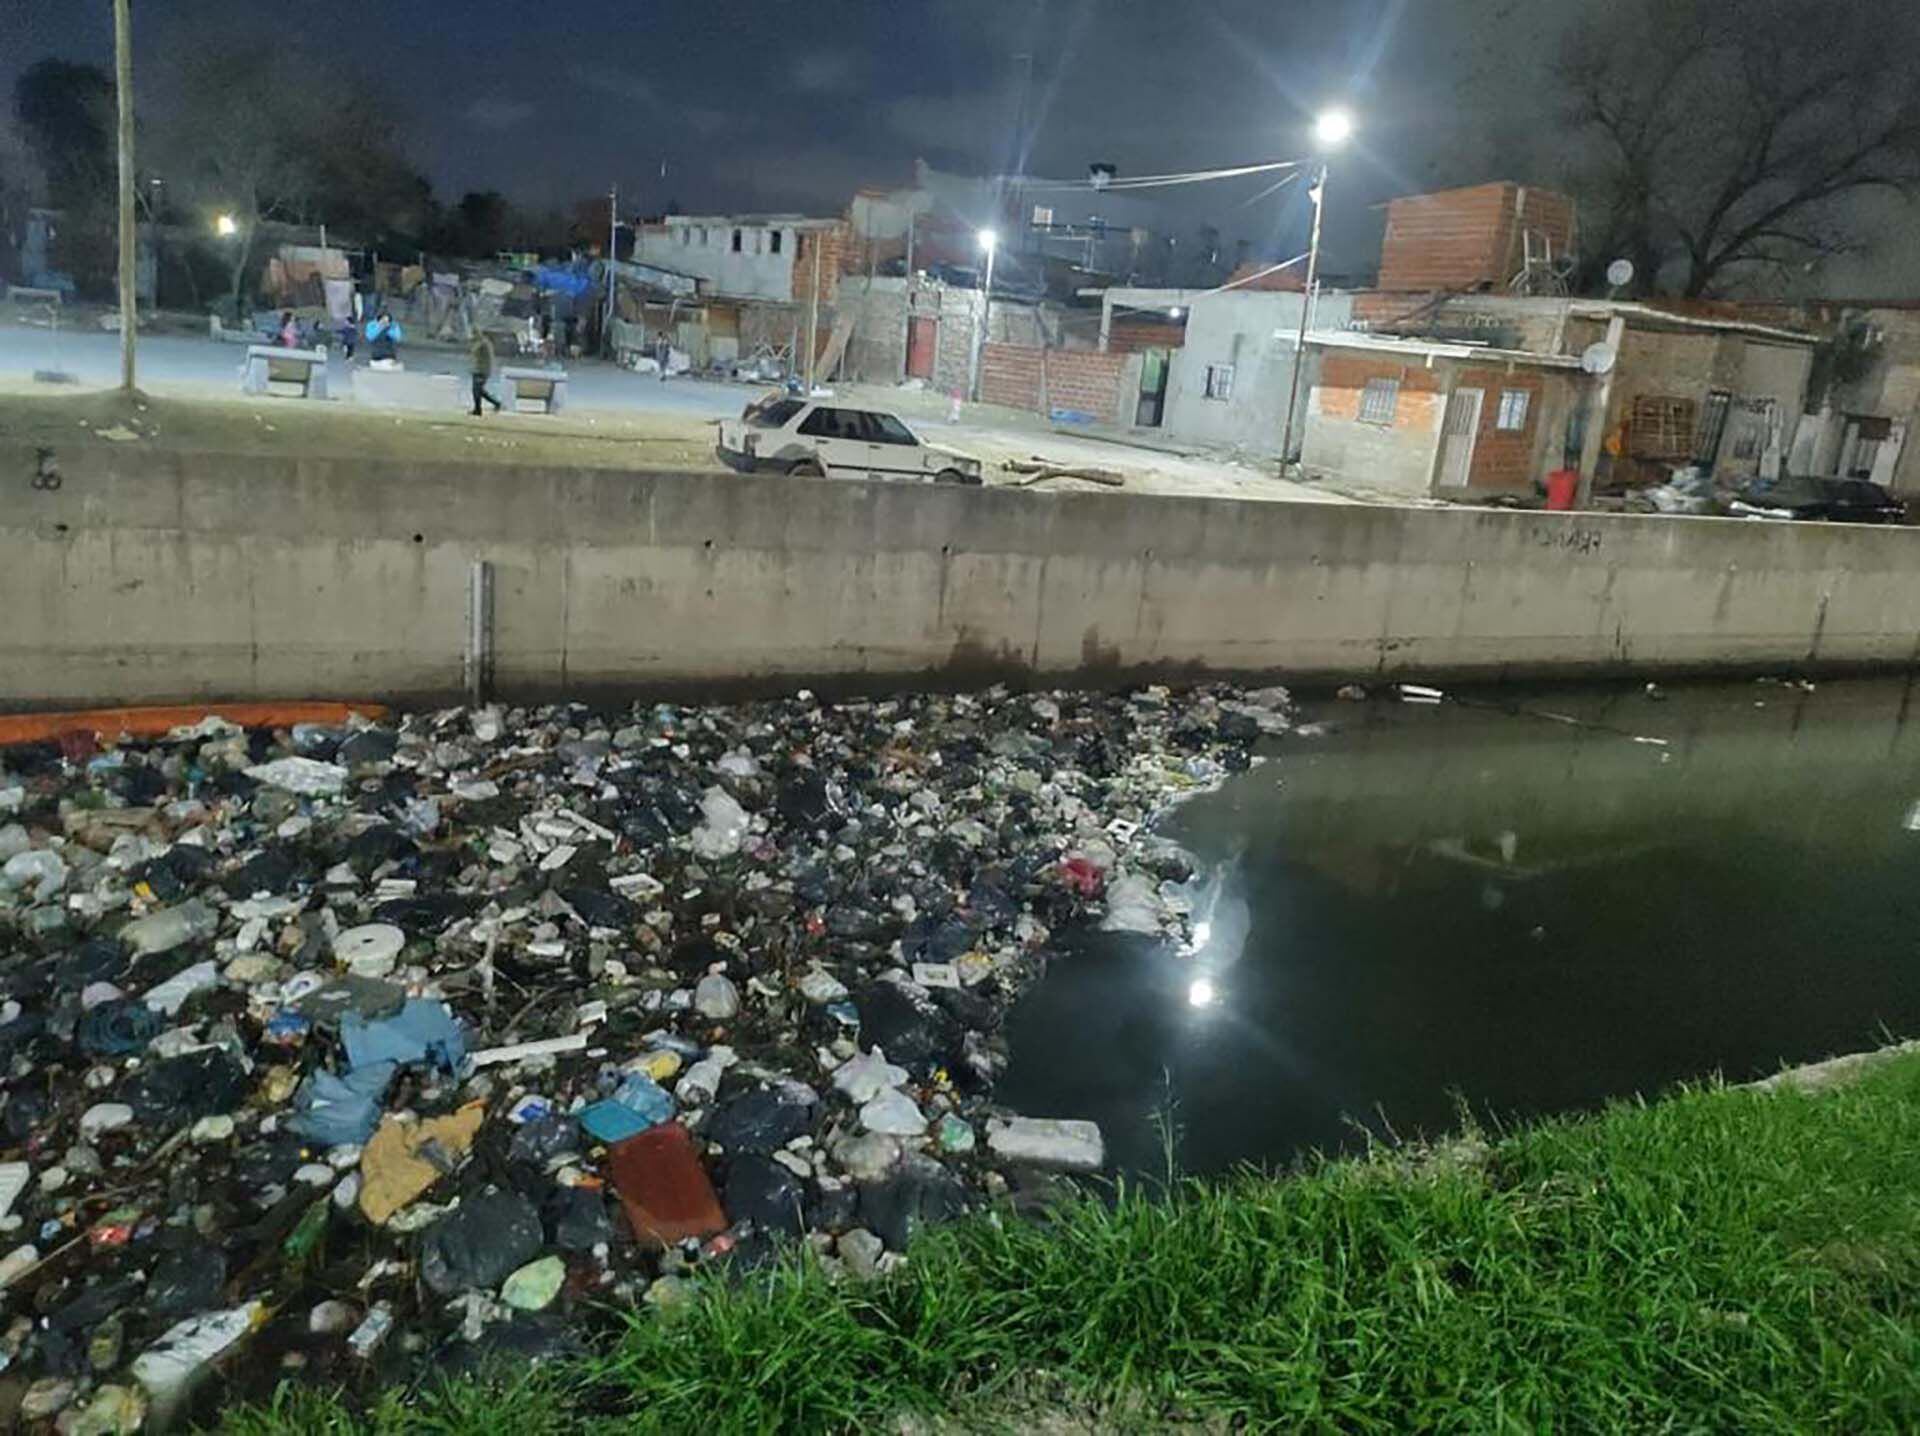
top-left (999, 676), bottom-right (1920, 1178)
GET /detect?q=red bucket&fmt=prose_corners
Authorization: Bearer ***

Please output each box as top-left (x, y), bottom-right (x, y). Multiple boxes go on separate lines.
top-left (1545, 469), bottom-right (1579, 511)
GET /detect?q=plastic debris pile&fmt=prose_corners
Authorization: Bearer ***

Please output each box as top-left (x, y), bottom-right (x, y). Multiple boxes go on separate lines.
top-left (0, 683), bottom-right (1285, 1423)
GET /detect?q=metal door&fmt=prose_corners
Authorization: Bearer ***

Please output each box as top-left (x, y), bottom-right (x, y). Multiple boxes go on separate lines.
top-left (1134, 348), bottom-right (1169, 427)
top-left (1437, 387), bottom-right (1483, 488)
top-left (906, 317), bottom-right (936, 380)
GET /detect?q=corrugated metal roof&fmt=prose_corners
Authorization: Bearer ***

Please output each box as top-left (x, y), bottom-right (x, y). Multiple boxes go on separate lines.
top-left (1303, 330), bottom-right (1585, 369)
top-left (1565, 301), bottom-right (1816, 344)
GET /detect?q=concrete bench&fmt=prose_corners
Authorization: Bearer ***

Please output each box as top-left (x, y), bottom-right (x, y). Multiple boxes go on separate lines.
top-left (6, 286), bottom-right (62, 326)
top-left (500, 366), bottom-right (568, 414)
top-left (243, 345), bottom-right (329, 400)
top-left (350, 366), bottom-right (461, 411)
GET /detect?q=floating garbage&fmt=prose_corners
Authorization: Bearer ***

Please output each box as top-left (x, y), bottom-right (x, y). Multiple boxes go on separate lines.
top-left (0, 681), bottom-right (1277, 1407)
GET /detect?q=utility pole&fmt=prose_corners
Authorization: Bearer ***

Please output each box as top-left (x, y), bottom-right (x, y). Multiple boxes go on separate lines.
top-left (113, 0), bottom-right (136, 393)
top-left (969, 230), bottom-right (998, 402)
top-left (605, 184), bottom-right (618, 355)
top-left (900, 214), bottom-right (916, 383)
top-left (1278, 163), bottom-right (1326, 466)
top-left (1575, 313), bottom-right (1627, 507)
top-left (804, 229), bottom-right (823, 392)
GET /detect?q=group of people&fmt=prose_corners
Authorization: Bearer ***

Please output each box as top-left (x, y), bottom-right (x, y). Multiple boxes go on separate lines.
top-left (270, 303), bottom-right (500, 419)
top-left (275, 308), bottom-right (405, 365)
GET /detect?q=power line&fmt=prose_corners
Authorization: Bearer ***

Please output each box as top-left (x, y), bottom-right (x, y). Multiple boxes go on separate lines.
top-left (1018, 158), bottom-right (1304, 193)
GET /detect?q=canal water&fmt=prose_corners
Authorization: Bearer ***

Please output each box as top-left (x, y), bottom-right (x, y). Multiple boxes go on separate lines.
top-left (999, 676), bottom-right (1920, 1178)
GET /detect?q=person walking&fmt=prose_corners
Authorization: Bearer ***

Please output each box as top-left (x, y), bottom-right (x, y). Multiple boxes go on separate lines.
top-left (469, 328), bottom-right (502, 417)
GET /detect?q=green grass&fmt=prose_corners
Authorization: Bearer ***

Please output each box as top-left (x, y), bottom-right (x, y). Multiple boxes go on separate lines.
top-left (218, 1053), bottom-right (1920, 1434)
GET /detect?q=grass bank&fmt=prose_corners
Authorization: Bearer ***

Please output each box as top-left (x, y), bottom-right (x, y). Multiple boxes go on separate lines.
top-left (224, 1051), bottom-right (1920, 1433)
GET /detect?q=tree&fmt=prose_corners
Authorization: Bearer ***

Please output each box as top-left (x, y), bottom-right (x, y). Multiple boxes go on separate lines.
top-left (1555, 0), bottom-right (1920, 297)
top-left (457, 190), bottom-right (513, 255)
top-left (14, 59), bottom-right (112, 204)
top-left (150, 41), bottom-right (432, 315)
top-left (149, 44), bottom-right (317, 318)
top-left (302, 81), bottom-right (435, 246)
top-left (13, 59), bottom-right (117, 290)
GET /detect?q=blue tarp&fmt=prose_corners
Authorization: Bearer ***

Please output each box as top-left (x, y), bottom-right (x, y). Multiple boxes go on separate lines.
top-left (535, 264), bottom-right (595, 300)
top-left (342, 999), bottom-right (466, 1074)
top-left (286, 1060), bottom-right (396, 1146)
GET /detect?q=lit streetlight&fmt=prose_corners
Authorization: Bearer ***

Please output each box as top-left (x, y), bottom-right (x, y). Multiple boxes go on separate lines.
top-left (214, 213), bottom-right (238, 237)
top-left (1280, 107), bottom-right (1355, 468)
top-left (1313, 108), bottom-right (1354, 148)
top-left (969, 228), bottom-right (1000, 402)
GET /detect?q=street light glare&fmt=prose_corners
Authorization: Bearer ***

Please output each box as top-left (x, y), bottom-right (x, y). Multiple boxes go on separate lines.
top-left (1314, 108), bottom-right (1354, 148)
top-left (978, 228), bottom-right (998, 252)
top-left (214, 213), bottom-right (238, 236)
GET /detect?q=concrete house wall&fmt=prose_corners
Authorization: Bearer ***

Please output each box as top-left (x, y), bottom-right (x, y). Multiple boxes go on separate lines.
top-left (1160, 290), bottom-right (1354, 455)
top-left (1302, 348), bottom-right (1579, 494)
top-left (634, 218), bottom-right (801, 301)
top-left (1560, 317), bottom-right (1815, 482)
top-left (1302, 352), bottom-right (1448, 494)
top-left (1825, 309), bottom-right (1920, 493)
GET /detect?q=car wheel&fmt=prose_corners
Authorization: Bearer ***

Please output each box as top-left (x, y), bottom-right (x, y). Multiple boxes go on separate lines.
top-left (934, 467), bottom-right (975, 486)
top-left (788, 459), bottom-right (825, 478)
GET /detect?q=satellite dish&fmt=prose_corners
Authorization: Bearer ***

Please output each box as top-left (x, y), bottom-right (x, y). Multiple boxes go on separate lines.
top-left (1605, 258), bottom-right (1635, 290)
top-left (1580, 342), bottom-right (1617, 375)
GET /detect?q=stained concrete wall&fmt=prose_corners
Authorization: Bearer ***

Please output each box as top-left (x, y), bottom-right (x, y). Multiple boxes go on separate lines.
top-left (634, 219), bottom-right (797, 301)
top-left (1162, 290), bottom-right (1353, 455)
top-left (1301, 352), bottom-right (1447, 494)
top-left (5, 443), bottom-right (1920, 711)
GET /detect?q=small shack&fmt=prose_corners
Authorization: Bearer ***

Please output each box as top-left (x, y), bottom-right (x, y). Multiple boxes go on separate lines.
top-left (1300, 332), bottom-right (1585, 496)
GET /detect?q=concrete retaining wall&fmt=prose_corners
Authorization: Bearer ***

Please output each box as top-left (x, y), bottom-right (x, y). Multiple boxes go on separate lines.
top-left (5, 443), bottom-right (1919, 709)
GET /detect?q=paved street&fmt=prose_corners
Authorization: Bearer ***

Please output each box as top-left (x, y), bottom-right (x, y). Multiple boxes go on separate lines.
top-left (0, 319), bottom-right (1348, 502)
top-left (0, 321), bottom-right (748, 418)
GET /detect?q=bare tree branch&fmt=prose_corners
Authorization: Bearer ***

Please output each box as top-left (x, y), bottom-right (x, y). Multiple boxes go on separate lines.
top-left (1552, 0), bottom-right (1920, 296)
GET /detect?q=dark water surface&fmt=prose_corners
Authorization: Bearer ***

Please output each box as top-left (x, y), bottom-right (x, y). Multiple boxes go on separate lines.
top-left (999, 676), bottom-right (1920, 1177)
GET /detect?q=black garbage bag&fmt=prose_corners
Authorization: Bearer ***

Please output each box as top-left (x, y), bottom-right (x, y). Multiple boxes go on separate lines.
top-left (420, 1188), bottom-right (544, 1295)
top-left (706, 1085), bottom-right (819, 1154)
top-left (723, 1154), bottom-right (807, 1239)
top-left (124, 1049), bottom-right (249, 1123)
top-left (859, 1154), bottom-right (972, 1251)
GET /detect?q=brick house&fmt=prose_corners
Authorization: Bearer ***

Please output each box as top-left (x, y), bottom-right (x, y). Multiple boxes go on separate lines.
top-left (1300, 332), bottom-right (1584, 496)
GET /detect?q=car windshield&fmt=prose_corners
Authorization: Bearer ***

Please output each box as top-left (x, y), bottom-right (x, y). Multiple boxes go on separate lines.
top-left (745, 398), bottom-right (805, 429)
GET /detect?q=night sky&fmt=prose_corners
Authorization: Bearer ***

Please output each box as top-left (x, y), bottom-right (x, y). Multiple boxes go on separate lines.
top-left (7, 0), bottom-right (1917, 289)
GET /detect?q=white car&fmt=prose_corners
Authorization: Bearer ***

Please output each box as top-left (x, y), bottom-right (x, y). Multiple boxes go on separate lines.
top-left (717, 396), bottom-right (984, 484)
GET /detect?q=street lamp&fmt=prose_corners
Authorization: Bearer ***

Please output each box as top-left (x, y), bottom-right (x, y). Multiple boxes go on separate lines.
top-left (1313, 108), bottom-right (1354, 148)
top-left (214, 213), bottom-right (237, 237)
top-left (969, 228), bottom-right (999, 402)
top-left (1280, 108), bottom-right (1354, 468)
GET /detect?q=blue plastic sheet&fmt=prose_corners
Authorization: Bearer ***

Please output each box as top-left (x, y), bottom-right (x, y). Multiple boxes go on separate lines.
top-left (286, 1060), bottom-right (396, 1146)
top-left (535, 264), bottom-right (593, 299)
top-left (341, 999), bottom-right (466, 1074)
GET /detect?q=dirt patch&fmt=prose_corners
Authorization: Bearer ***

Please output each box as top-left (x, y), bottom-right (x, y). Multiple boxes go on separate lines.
top-left (0, 388), bottom-right (723, 473)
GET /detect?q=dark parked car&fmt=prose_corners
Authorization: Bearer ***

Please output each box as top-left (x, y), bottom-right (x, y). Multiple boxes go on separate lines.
top-left (1729, 476), bottom-right (1908, 525)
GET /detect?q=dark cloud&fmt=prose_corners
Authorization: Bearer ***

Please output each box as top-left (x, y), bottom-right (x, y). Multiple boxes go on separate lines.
top-left (464, 98), bottom-right (535, 132)
top-left (6, 0), bottom-right (1916, 287)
